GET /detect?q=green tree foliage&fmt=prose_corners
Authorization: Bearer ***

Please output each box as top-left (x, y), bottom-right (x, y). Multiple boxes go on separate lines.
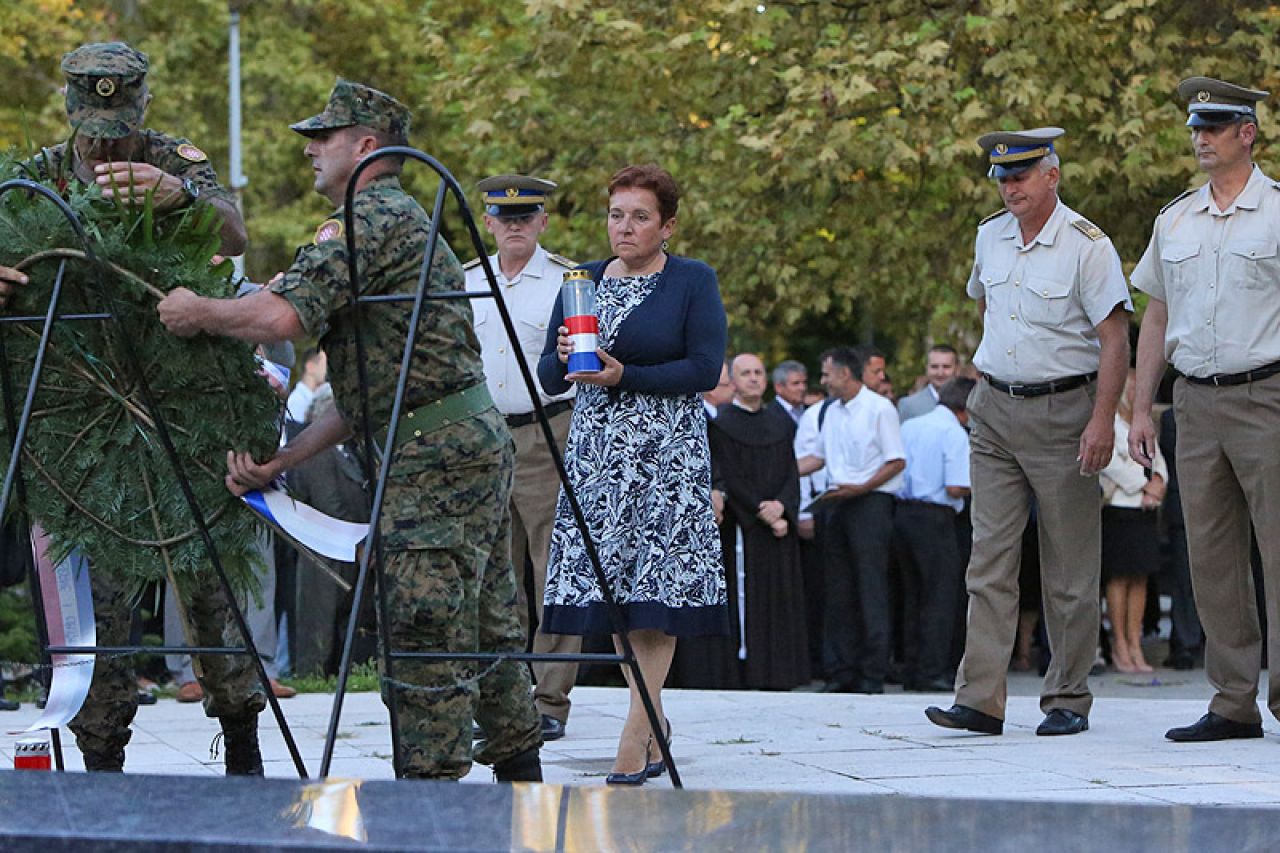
top-left (3, 1), bottom-right (1280, 376)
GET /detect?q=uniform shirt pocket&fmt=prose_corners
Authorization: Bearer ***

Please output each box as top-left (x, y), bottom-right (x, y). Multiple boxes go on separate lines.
top-left (518, 316), bottom-right (549, 353)
top-left (382, 512), bottom-right (464, 552)
top-left (979, 266), bottom-right (1012, 316)
top-left (1226, 239), bottom-right (1279, 290)
top-left (1022, 276), bottom-right (1073, 325)
top-left (472, 304), bottom-right (489, 328)
top-left (1160, 242), bottom-right (1200, 295)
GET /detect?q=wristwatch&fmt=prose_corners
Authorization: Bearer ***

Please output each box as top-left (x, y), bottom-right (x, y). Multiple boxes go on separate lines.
top-left (181, 178), bottom-right (201, 205)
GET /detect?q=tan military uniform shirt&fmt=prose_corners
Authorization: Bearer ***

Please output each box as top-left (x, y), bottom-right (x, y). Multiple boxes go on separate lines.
top-left (464, 244), bottom-right (574, 415)
top-left (1131, 165), bottom-right (1280, 377)
top-left (966, 200), bottom-right (1132, 382)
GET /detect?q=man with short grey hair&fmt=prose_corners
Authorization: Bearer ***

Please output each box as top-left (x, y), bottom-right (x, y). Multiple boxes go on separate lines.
top-left (926, 127), bottom-right (1131, 738)
top-left (771, 359), bottom-right (807, 425)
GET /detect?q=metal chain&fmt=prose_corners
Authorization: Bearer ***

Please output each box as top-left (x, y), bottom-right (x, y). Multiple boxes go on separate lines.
top-left (3, 652), bottom-right (511, 695)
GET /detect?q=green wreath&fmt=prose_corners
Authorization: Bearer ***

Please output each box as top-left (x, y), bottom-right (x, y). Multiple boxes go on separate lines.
top-left (0, 153), bottom-right (279, 600)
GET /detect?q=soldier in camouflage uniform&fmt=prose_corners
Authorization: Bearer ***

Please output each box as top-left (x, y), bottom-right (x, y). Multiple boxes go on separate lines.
top-left (0, 43), bottom-right (267, 774)
top-left (157, 79), bottom-right (544, 782)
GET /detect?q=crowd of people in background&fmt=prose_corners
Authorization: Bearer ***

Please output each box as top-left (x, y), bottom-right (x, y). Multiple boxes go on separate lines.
top-left (668, 343), bottom-right (1204, 698)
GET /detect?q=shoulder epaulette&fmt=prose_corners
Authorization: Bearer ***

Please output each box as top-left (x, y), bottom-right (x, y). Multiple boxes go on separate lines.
top-left (1160, 189), bottom-right (1194, 216)
top-left (546, 252), bottom-right (577, 268)
top-left (1070, 218), bottom-right (1105, 241)
top-left (978, 208), bottom-right (1009, 226)
top-left (462, 257), bottom-right (482, 271)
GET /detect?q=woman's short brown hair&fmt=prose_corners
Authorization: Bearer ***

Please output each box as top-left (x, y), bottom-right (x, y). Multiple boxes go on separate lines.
top-left (607, 164), bottom-right (680, 223)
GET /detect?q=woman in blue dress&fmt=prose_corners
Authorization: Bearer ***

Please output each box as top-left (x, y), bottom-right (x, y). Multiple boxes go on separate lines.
top-left (538, 164), bottom-right (727, 785)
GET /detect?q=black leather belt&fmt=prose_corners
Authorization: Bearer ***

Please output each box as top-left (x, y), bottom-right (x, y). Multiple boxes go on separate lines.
top-left (1183, 360), bottom-right (1280, 387)
top-left (983, 372), bottom-right (1096, 399)
top-left (505, 399), bottom-right (572, 428)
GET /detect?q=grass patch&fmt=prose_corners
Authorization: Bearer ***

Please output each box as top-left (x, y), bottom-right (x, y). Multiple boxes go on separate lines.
top-left (280, 661), bottom-right (381, 694)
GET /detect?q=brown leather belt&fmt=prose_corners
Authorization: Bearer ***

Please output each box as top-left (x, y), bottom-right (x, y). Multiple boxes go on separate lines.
top-left (983, 372), bottom-right (1096, 399)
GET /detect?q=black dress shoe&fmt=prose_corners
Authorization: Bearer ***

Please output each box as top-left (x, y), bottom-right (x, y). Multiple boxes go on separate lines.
top-left (472, 722), bottom-right (485, 741)
top-left (1036, 708), bottom-right (1088, 736)
top-left (135, 690), bottom-right (158, 706)
top-left (1166, 711), bottom-right (1263, 742)
top-left (0, 697), bottom-right (18, 711)
top-left (540, 714), bottom-right (566, 742)
top-left (852, 678), bottom-right (884, 695)
top-left (925, 704), bottom-right (1003, 735)
top-left (818, 679), bottom-right (854, 693)
top-left (905, 676), bottom-right (954, 693)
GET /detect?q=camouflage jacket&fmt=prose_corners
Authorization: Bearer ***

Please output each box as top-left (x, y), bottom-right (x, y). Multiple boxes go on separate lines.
top-left (270, 174), bottom-right (485, 431)
top-left (27, 130), bottom-right (233, 205)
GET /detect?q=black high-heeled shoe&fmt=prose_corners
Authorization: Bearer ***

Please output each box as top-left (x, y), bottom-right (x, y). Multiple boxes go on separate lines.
top-left (646, 718), bottom-right (672, 778)
top-left (606, 735), bottom-right (653, 786)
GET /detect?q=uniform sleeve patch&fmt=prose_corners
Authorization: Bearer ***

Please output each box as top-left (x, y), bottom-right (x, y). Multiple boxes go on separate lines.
top-left (1071, 219), bottom-right (1105, 241)
top-left (314, 219), bottom-right (344, 244)
top-left (175, 143), bottom-right (208, 163)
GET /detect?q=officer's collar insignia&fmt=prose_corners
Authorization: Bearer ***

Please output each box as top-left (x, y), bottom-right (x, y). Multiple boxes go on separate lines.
top-left (314, 218), bottom-right (344, 244)
top-left (176, 143), bottom-right (207, 163)
top-left (95, 78), bottom-right (116, 98)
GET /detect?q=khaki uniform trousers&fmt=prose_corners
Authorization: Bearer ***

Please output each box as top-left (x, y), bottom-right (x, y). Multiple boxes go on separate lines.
top-left (509, 408), bottom-right (580, 723)
top-left (955, 379), bottom-right (1100, 720)
top-left (1174, 372), bottom-right (1280, 724)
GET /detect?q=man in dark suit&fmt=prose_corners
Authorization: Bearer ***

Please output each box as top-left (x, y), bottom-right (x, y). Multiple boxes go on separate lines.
top-left (898, 345), bottom-right (959, 422)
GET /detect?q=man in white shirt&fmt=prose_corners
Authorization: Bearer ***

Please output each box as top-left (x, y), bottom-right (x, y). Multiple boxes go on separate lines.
top-left (799, 345), bottom-right (906, 693)
top-left (464, 174), bottom-right (576, 741)
top-left (894, 377), bottom-right (974, 692)
top-left (926, 128), bottom-right (1130, 738)
top-left (1130, 77), bottom-right (1280, 743)
top-left (897, 345), bottom-right (959, 422)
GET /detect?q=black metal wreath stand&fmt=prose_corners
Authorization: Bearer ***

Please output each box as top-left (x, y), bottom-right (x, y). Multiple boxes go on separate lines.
top-left (318, 149), bottom-right (682, 788)
top-left (0, 179), bottom-right (307, 778)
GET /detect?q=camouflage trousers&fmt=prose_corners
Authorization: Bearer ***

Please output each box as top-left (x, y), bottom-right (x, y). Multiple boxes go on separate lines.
top-left (69, 561), bottom-right (266, 760)
top-left (379, 407), bottom-right (541, 779)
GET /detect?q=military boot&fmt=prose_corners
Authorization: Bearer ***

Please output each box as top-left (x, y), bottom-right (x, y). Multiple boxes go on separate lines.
top-left (218, 713), bottom-right (264, 776)
top-left (82, 747), bottom-right (125, 772)
top-left (493, 746), bottom-right (542, 783)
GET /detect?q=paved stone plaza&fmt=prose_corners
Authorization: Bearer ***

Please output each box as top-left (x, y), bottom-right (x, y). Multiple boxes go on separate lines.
top-left (5, 669), bottom-right (1280, 808)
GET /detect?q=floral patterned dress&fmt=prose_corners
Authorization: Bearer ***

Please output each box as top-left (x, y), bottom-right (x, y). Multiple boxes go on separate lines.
top-left (541, 271), bottom-right (726, 636)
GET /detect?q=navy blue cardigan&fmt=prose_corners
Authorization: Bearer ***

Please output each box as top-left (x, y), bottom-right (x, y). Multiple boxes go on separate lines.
top-left (537, 255), bottom-right (727, 396)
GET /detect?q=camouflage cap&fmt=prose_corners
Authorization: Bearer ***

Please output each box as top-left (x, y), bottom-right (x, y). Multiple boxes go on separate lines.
top-left (61, 42), bottom-right (149, 139)
top-left (290, 78), bottom-right (411, 140)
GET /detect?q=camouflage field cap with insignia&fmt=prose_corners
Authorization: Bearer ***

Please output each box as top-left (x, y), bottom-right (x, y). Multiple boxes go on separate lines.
top-left (1177, 76), bottom-right (1269, 128)
top-left (977, 127), bottom-right (1064, 178)
top-left (290, 78), bottom-right (411, 141)
top-left (476, 174), bottom-right (557, 217)
top-left (61, 42), bottom-right (149, 140)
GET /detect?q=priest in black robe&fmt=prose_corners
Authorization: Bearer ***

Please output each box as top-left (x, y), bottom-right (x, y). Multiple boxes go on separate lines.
top-left (674, 353), bottom-right (811, 690)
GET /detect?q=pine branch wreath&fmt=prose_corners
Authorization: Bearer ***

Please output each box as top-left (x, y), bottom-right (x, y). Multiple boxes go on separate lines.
top-left (0, 154), bottom-right (279, 600)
